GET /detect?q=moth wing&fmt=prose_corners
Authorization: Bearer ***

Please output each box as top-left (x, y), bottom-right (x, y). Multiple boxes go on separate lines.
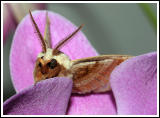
top-left (71, 55), bottom-right (130, 94)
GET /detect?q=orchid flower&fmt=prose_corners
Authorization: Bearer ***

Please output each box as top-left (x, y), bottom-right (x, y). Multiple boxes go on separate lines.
top-left (3, 10), bottom-right (157, 115)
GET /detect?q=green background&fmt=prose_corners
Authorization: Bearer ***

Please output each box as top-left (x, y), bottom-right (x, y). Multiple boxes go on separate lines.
top-left (3, 3), bottom-right (157, 101)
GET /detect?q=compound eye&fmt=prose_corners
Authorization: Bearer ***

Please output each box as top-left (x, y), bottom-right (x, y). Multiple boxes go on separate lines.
top-left (47, 59), bottom-right (57, 69)
top-left (38, 56), bottom-right (44, 67)
top-left (38, 62), bottom-right (42, 67)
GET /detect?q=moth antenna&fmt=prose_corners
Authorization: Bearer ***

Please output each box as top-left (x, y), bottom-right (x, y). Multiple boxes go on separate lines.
top-left (44, 11), bottom-right (52, 48)
top-left (29, 10), bottom-right (46, 52)
top-left (53, 24), bottom-right (84, 55)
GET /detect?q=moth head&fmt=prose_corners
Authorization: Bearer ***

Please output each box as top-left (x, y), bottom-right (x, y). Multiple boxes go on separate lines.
top-left (34, 48), bottom-right (71, 83)
top-left (29, 10), bottom-right (84, 84)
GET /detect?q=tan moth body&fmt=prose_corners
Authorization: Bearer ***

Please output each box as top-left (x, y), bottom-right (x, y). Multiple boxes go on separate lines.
top-left (30, 10), bottom-right (132, 94)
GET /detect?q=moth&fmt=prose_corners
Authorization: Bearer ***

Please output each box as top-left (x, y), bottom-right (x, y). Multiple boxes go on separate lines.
top-left (29, 10), bottom-right (132, 94)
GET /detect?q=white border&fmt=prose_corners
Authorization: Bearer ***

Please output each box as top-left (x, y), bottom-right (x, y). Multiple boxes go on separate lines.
top-left (1, 1), bottom-right (159, 117)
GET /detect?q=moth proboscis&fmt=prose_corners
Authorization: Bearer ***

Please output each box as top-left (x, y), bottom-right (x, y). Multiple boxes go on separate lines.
top-left (29, 10), bottom-right (132, 94)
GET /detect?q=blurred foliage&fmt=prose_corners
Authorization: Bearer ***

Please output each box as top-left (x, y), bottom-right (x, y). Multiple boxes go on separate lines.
top-left (139, 3), bottom-right (157, 33)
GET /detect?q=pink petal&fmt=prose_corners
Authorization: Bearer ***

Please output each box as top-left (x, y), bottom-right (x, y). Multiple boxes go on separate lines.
top-left (10, 10), bottom-right (116, 115)
top-left (110, 52), bottom-right (157, 115)
top-left (8, 3), bottom-right (46, 23)
top-left (3, 4), bottom-right (17, 43)
top-left (3, 3), bottom-right (46, 43)
top-left (4, 77), bottom-right (72, 115)
top-left (10, 10), bottom-right (98, 92)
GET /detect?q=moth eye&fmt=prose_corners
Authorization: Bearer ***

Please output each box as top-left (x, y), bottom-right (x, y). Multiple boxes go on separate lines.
top-left (38, 62), bottom-right (42, 67)
top-left (47, 59), bottom-right (57, 69)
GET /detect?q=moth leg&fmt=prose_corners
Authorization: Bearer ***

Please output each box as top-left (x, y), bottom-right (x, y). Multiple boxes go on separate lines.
top-left (44, 11), bottom-right (52, 48)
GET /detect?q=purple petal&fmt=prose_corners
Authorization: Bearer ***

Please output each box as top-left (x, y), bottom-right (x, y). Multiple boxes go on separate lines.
top-left (110, 52), bottom-right (157, 115)
top-left (67, 92), bottom-right (117, 115)
top-left (10, 10), bottom-right (98, 92)
top-left (3, 77), bottom-right (72, 115)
